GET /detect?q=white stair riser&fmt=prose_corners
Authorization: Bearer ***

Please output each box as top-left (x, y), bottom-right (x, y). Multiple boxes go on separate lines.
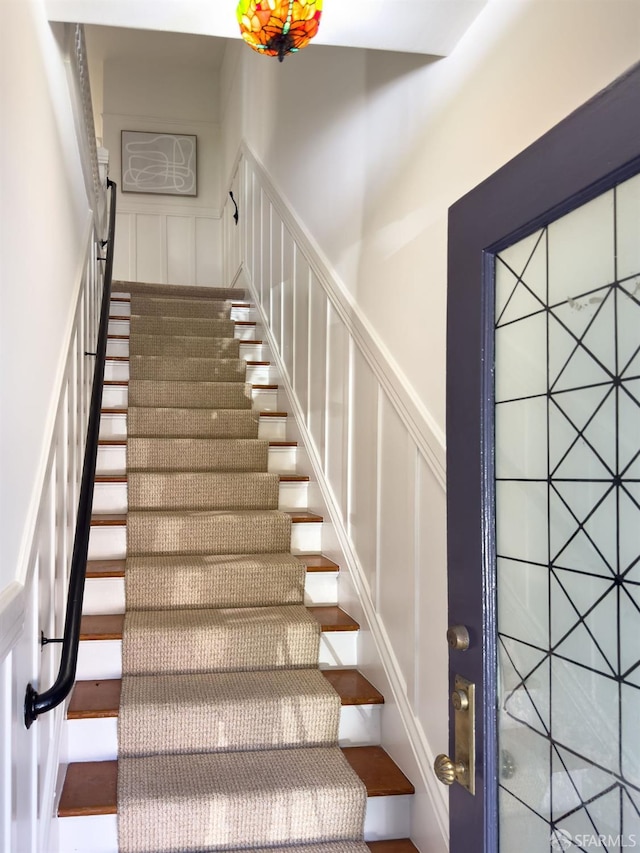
top-left (96, 444), bottom-right (298, 476)
top-left (82, 571), bottom-right (338, 615)
top-left (62, 703), bottom-right (380, 764)
top-left (76, 631), bottom-right (358, 680)
top-left (91, 480), bottom-right (308, 514)
top-left (110, 298), bottom-right (130, 316)
top-left (88, 519), bottom-right (322, 561)
top-left (103, 361), bottom-right (128, 382)
top-left (104, 343), bottom-right (267, 381)
top-left (56, 793), bottom-right (410, 852)
top-left (109, 302), bottom-right (255, 319)
top-left (101, 380), bottom-right (277, 411)
top-left (102, 361), bottom-right (274, 387)
top-left (99, 413), bottom-right (288, 441)
top-left (107, 328), bottom-right (257, 356)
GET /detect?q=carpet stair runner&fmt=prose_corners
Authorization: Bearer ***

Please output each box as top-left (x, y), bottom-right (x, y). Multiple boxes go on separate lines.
top-left (58, 282), bottom-right (416, 853)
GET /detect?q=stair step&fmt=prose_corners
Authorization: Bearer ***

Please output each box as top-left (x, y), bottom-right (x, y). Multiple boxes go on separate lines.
top-left (91, 473), bottom-right (310, 513)
top-left (102, 372), bottom-right (278, 408)
top-left (82, 554), bottom-right (341, 612)
top-left (90, 510), bottom-right (323, 526)
top-left (85, 553), bottom-right (337, 579)
top-left (99, 409), bottom-right (289, 441)
top-left (94, 474), bottom-right (308, 483)
top-left (59, 747), bottom-right (413, 816)
top-left (96, 438), bottom-right (299, 476)
top-left (368, 843), bottom-right (419, 853)
top-left (102, 362), bottom-right (274, 393)
top-left (104, 341), bottom-right (267, 379)
top-left (68, 669), bottom-right (383, 719)
top-left (79, 606), bottom-right (358, 641)
top-left (88, 506), bottom-right (321, 561)
top-left (76, 606), bottom-right (359, 677)
top-left (63, 669), bottom-right (384, 761)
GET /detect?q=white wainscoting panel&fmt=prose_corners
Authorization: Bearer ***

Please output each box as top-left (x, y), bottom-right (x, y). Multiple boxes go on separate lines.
top-left (114, 207), bottom-right (222, 286)
top-left (0, 231), bottom-right (105, 853)
top-left (227, 144), bottom-right (450, 845)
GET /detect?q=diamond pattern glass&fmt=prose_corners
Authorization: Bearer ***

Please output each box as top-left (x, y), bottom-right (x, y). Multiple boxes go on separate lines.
top-left (496, 175), bottom-right (640, 850)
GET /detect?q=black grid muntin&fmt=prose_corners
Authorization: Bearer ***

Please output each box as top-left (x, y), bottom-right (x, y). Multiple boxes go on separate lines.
top-left (497, 553), bottom-right (640, 592)
top-left (498, 636), bottom-right (640, 793)
top-left (499, 779), bottom-right (639, 851)
top-left (494, 177), bottom-right (640, 845)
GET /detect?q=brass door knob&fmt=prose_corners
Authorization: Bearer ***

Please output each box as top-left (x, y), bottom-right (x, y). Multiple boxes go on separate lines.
top-left (434, 753), bottom-right (468, 786)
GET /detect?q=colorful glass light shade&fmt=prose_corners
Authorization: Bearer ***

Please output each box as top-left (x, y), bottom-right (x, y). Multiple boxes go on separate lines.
top-left (237, 0), bottom-right (322, 62)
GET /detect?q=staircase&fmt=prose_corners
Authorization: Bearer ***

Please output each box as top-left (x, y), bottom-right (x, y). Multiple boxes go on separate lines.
top-left (56, 282), bottom-right (417, 853)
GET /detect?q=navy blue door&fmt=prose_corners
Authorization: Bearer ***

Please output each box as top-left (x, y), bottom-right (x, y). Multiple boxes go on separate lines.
top-left (445, 64), bottom-right (640, 852)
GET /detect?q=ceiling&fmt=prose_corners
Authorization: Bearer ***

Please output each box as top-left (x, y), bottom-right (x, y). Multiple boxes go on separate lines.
top-left (47, 0), bottom-right (487, 59)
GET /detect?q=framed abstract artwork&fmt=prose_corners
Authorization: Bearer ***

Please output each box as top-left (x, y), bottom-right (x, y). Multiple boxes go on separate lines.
top-left (121, 131), bottom-right (197, 196)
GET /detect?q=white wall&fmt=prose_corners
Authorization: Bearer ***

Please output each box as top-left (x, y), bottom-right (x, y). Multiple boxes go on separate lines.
top-left (223, 0), bottom-right (640, 431)
top-left (99, 54), bottom-right (224, 286)
top-left (220, 3), bottom-right (640, 849)
top-left (0, 3), bottom-right (90, 593)
top-left (0, 6), bottom-right (101, 851)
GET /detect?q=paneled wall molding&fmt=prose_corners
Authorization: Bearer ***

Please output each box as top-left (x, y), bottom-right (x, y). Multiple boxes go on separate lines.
top-left (1, 216), bottom-right (104, 853)
top-left (113, 210), bottom-right (222, 286)
top-left (234, 145), bottom-right (450, 848)
top-left (249, 286), bottom-right (450, 843)
top-left (117, 201), bottom-right (221, 219)
top-left (103, 111), bottom-right (219, 130)
top-left (14, 212), bottom-right (93, 589)
top-left (0, 582), bottom-right (25, 664)
top-left (240, 142), bottom-right (446, 489)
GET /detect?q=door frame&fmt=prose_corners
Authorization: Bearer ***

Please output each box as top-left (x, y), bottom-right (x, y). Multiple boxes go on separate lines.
top-left (446, 61), bottom-right (640, 851)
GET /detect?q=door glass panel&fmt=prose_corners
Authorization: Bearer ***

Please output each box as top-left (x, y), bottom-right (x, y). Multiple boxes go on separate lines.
top-left (495, 173), bottom-right (640, 851)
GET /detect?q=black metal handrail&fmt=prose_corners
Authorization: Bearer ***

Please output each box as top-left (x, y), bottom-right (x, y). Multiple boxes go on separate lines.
top-left (25, 178), bottom-right (117, 728)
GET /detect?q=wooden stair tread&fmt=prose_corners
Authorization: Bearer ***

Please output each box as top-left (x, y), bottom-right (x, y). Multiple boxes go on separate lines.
top-left (309, 606), bottom-right (359, 631)
top-left (367, 841), bottom-right (419, 852)
top-left (107, 324), bottom-right (264, 344)
top-left (343, 747), bottom-right (415, 797)
top-left (80, 607), bottom-right (358, 640)
top-left (85, 553), bottom-right (338, 579)
top-left (97, 439), bottom-right (297, 448)
top-left (288, 510), bottom-right (323, 522)
top-left (93, 474), bottom-right (308, 484)
top-left (90, 510), bottom-right (321, 526)
top-left (58, 746), bottom-right (409, 817)
top-left (101, 408), bottom-right (287, 416)
top-left (110, 300), bottom-right (251, 309)
top-left (68, 669), bottom-right (383, 719)
top-left (105, 349), bottom-right (270, 372)
top-left (90, 514), bottom-right (126, 526)
top-left (86, 559), bottom-right (126, 578)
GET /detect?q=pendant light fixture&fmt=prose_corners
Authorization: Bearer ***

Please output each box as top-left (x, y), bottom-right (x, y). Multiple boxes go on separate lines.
top-left (237, 0), bottom-right (323, 62)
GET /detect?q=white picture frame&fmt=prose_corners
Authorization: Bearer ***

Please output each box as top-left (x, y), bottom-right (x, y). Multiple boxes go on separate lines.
top-left (121, 130), bottom-right (197, 196)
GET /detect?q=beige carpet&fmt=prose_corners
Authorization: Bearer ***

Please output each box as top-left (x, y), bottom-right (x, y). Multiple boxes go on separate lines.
top-left (117, 285), bottom-right (367, 853)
